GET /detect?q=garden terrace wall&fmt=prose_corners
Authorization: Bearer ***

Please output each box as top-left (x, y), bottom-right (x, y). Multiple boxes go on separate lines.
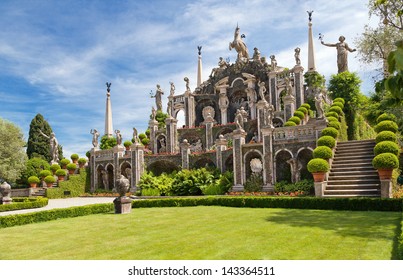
top-left (46, 169), bottom-right (89, 198)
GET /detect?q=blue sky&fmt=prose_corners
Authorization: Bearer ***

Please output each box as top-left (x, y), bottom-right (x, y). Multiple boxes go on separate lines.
top-left (0, 0), bottom-right (379, 159)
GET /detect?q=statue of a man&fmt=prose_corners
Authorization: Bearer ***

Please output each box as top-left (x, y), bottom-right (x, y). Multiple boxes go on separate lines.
top-left (101, 170), bottom-right (109, 190)
top-left (184, 77), bottom-right (190, 92)
top-left (235, 109), bottom-right (244, 131)
top-left (169, 82), bottom-right (175, 96)
top-left (270, 55), bottom-right (277, 71)
top-left (151, 84), bottom-right (164, 111)
top-left (258, 81), bottom-right (267, 101)
top-left (132, 127), bottom-right (139, 144)
top-left (321, 35), bottom-right (356, 73)
top-left (265, 104), bottom-right (275, 127)
top-left (38, 129), bottom-right (59, 164)
top-left (90, 129), bottom-right (100, 148)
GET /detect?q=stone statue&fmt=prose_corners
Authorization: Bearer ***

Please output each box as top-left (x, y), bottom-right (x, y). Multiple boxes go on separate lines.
top-left (252, 47), bottom-right (261, 62)
top-left (258, 81), bottom-right (267, 101)
top-left (116, 174), bottom-right (130, 197)
top-left (321, 35), bottom-right (356, 73)
top-left (190, 139), bottom-right (203, 153)
top-left (159, 137), bottom-right (166, 153)
top-left (285, 76), bottom-right (293, 96)
top-left (90, 129), bottom-right (100, 148)
top-left (151, 107), bottom-right (156, 120)
top-left (294, 47), bottom-right (301, 65)
top-left (100, 170), bottom-right (109, 191)
top-left (184, 77), bottom-right (190, 92)
top-left (261, 57), bottom-right (270, 69)
top-left (151, 84), bottom-right (164, 111)
top-left (265, 103), bottom-right (275, 127)
top-left (132, 127), bottom-right (139, 144)
top-left (229, 24), bottom-right (249, 62)
top-left (270, 55), bottom-right (277, 71)
top-left (314, 90), bottom-right (325, 119)
top-left (250, 131), bottom-right (258, 143)
top-left (0, 181), bottom-right (12, 204)
top-left (219, 92), bottom-right (229, 109)
top-left (235, 109), bottom-right (244, 130)
top-left (239, 106), bottom-right (248, 122)
top-left (38, 129), bottom-right (59, 164)
top-left (115, 129), bottom-right (122, 146)
top-left (250, 158), bottom-right (263, 174)
top-left (210, 57), bottom-right (228, 78)
top-left (169, 81), bottom-right (175, 96)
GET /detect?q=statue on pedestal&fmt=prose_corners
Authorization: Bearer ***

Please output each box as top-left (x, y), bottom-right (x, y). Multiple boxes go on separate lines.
top-left (150, 84), bottom-right (164, 111)
top-left (321, 35), bottom-right (356, 73)
top-left (314, 90), bottom-right (325, 119)
top-left (90, 129), bottom-right (100, 148)
top-left (294, 47), bottom-right (301, 65)
top-left (115, 129), bottom-right (122, 146)
top-left (229, 24), bottom-right (249, 62)
top-left (38, 129), bottom-right (59, 164)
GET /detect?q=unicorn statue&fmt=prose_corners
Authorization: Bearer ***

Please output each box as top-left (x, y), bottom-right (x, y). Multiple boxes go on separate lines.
top-left (229, 24), bottom-right (249, 62)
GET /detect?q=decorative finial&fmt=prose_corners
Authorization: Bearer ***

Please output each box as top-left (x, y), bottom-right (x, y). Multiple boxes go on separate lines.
top-left (106, 82), bottom-right (111, 93)
top-left (197, 46), bottom-right (202, 56)
top-left (307, 10), bottom-right (313, 22)
top-left (319, 33), bottom-right (324, 42)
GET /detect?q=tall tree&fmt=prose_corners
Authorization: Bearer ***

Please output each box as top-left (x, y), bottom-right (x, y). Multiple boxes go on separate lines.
top-left (26, 114), bottom-right (63, 162)
top-left (370, 0), bottom-right (403, 31)
top-left (0, 117), bottom-right (27, 183)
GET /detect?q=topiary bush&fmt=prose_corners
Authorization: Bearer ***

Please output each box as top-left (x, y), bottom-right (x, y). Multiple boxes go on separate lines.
top-left (55, 169), bottom-right (67, 176)
top-left (372, 153), bottom-right (399, 169)
top-left (284, 121), bottom-right (297, 127)
top-left (328, 121), bottom-right (341, 130)
top-left (332, 101), bottom-right (344, 110)
top-left (44, 175), bottom-right (56, 184)
top-left (50, 163), bottom-right (61, 173)
top-left (293, 110), bottom-right (305, 120)
top-left (39, 170), bottom-right (52, 178)
top-left (326, 116), bottom-right (338, 123)
top-left (67, 163), bottom-right (77, 171)
top-left (301, 103), bottom-right (311, 110)
top-left (288, 116), bottom-right (301, 125)
top-left (70, 154), bottom-right (79, 161)
top-left (317, 136), bottom-right (336, 148)
top-left (60, 158), bottom-right (70, 167)
top-left (377, 113), bottom-right (397, 123)
top-left (374, 120), bottom-right (399, 133)
top-left (374, 141), bottom-right (400, 156)
top-left (78, 158), bottom-right (87, 164)
top-left (328, 106), bottom-right (343, 115)
top-left (321, 127), bottom-right (339, 139)
top-left (375, 131), bottom-right (398, 143)
top-left (296, 107), bottom-right (308, 115)
top-left (307, 158), bottom-right (330, 173)
top-left (325, 111), bottom-right (339, 118)
top-left (123, 140), bottom-right (132, 147)
top-left (313, 146), bottom-right (333, 159)
top-left (333, 97), bottom-right (345, 105)
top-left (27, 176), bottom-right (40, 184)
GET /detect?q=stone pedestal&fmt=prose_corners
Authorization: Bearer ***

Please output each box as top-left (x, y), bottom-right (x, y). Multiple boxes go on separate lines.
top-left (283, 94), bottom-right (296, 121)
top-left (165, 117), bottom-right (178, 153)
top-left (113, 197), bottom-right (132, 214)
top-left (148, 119), bottom-right (159, 154)
top-left (215, 135), bottom-right (228, 172)
top-left (261, 126), bottom-right (274, 192)
top-left (232, 129), bottom-right (247, 191)
top-left (293, 65), bottom-right (305, 108)
top-left (256, 100), bottom-right (269, 142)
top-left (180, 140), bottom-right (191, 169)
top-left (268, 72), bottom-right (277, 110)
top-left (184, 90), bottom-right (195, 127)
top-left (204, 119), bottom-right (214, 150)
top-left (380, 180), bottom-right (393, 198)
top-left (130, 143), bottom-right (145, 192)
top-left (314, 182), bottom-right (325, 197)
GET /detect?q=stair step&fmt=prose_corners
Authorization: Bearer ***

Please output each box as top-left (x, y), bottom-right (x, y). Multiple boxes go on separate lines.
top-left (327, 179), bottom-right (380, 185)
top-left (329, 169), bottom-right (377, 174)
top-left (323, 194), bottom-right (381, 198)
top-left (330, 166), bottom-right (376, 171)
top-left (333, 155), bottom-right (374, 161)
top-left (326, 184), bottom-right (380, 189)
top-left (337, 140), bottom-right (375, 145)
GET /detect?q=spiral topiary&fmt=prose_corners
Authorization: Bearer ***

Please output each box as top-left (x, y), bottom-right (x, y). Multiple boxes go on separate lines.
top-left (317, 136), bottom-right (336, 148)
top-left (374, 141), bottom-right (400, 156)
top-left (375, 131), bottom-right (397, 143)
top-left (376, 113), bottom-right (396, 123)
top-left (328, 106), bottom-right (343, 115)
top-left (374, 120), bottom-right (398, 133)
top-left (321, 127), bottom-right (339, 139)
top-left (293, 110), bottom-right (305, 120)
top-left (372, 153), bottom-right (399, 169)
top-left (313, 146), bottom-right (333, 159)
top-left (284, 121), bottom-right (297, 127)
top-left (327, 121), bottom-right (341, 130)
top-left (288, 116), bottom-right (301, 125)
top-left (307, 158), bottom-right (330, 173)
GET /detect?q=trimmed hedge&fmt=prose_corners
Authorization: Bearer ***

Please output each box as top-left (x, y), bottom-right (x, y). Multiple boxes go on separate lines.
top-left (329, 106), bottom-right (343, 115)
top-left (321, 127), bottom-right (339, 139)
top-left (317, 136), bottom-right (336, 148)
top-left (131, 197), bottom-right (403, 212)
top-left (333, 98), bottom-right (345, 105)
top-left (326, 116), bottom-right (338, 123)
top-left (46, 168), bottom-right (88, 198)
top-left (293, 110), bottom-right (305, 120)
top-left (0, 203), bottom-right (113, 228)
top-left (372, 153), bottom-right (399, 169)
top-left (0, 197), bottom-right (48, 213)
top-left (374, 141), bottom-right (400, 156)
top-left (296, 107), bottom-right (308, 115)
top-left (332, 101), bottom-right (344, 110)
top-left (313, 146), bottom-right (333, 159)
top-left (284, 121), bottom-right (297, 127)
top-left (288, 116), bottom-right (301, 125)
top-left (376, 131), bottom-right (398, 143)
top-left (327, 121), bottom-right (341, 130)
top-left (307, 158), bottom-right (330, 172)
top-left (377, 113), bottom-right (397, 123)
top-left (325, 112), bottom-right (339, 119)
top-left (374, 120), bottom-right (399, 133)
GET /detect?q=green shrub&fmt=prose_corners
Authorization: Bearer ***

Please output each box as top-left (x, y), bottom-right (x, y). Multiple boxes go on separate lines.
top-left (374, 141), bottom-right (400, 156)
top-left (55, 169), bottom-right (67, 176)
top-left (317, 136), bottom-right (336, 148)
top-left (60, 158), bottom-right (70, 166)
top-left (332, 101), bottom-right (344, 110)
top-left (141, 188), bottom-right (161, 196)
top-left (377, 113), bottom-right (397, 123)
top-left (170, 168), bottom-right (218, 196)
top-left (100, 135), bottom-right (117, 150)
top-left (301, 103), bottom-right (311, 110)
top-left (288, 116), bottom-right (301, 125)
top-left (141, 138), bottom-right (150, 146)
top-left (201, 184), bottom-right (226, 195)
top-left (47, 169), bottom-right (88, 198)
top-left (374, 120), bottom-right (399, 133)
top-left (0, 197), bottom-right (48, 213)
top-left (123, 140), bottom-right (132, 147)
top-left (307, 158), bottom-right (330, 173)
top-left (67, 163), bottom-right (77, 171)
top-left (71, 154), bottom-right (79, 160)
top-left (20, 158), bottom-right (50, 184)
top-left (372, 153), bottom-right (399, 169)
top-left (333, 97), bottom-right (345, 105)
top-left (328, 106), bottom-right (343, 115)
top-left (44, 175), bottom-right (56, 184)
top-left (274, 179), bottom-right (314, 194)
top-left (326, 116), bottom-right (338, 123)
top-left (313, 146), bottom-right (333, 159)
top-left (293, 110), bottom-right (305, 120)
top-left (27, 176), bottom-right (40, 184)
top-left (50, 164), bottom-right (61, 173)
top-left (138, 133), bottom-right (146, 140)
top-left (321, 127), bottom-right (339, 138)
top-left (296, 107), bottom-right (308, 115)
top-left (39, 170), bottom-right (52, 178)
top-left (325, 111), bottom-right (339, 118)
top-left (85, 151), bottom-right (91, 158)
top-left (376, 131), bottom-right (398, 143)
top-left (138, 172), bottom-right (174, 196)
top-left (78, 158), bottom-right (87, 164)
top-left (284, 121), bottom-right (297, 127)
top-left (244, 174), bottom-right (263, 192)
top-left (328, 121), bottom-right (341, 130)
top-left (217, 171), bottom-right (233, 194)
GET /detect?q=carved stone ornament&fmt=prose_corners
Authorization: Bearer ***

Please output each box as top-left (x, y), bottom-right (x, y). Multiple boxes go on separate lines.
top-left (202, 106), bottom-right (215, 121)
top-left (250, 158), bottom-right (263, 174)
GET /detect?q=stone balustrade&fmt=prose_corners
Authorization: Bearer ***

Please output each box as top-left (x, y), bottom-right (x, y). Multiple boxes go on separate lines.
top-left (94, 149), bottom-right (114, 160)
top-left (273, 125), bottom-right (320, 142)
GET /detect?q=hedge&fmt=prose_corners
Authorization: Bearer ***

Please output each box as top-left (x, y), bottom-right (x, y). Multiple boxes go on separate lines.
top-left (374, 120), bottom-right (399, 133)
top-left (399, 209), bottom-right (403, 259)
top-left (0, 203), bottom-right (114, 228)
top-left (46, 168), bottom-right (88, 198)
top-left (0, 197), bottom-right (48, 212)
top-left (375, 131), bottom-right (398, 143)
top-left (321, 127), bottom-right (339, 139)
top-left (374, 141), bottom-right (400, 156)
top-left (131, 197), bottom-right (403, 212)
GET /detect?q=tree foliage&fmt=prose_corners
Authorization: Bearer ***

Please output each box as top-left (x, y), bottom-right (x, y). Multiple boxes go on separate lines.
top-left (100, 135), bottom-right (117, 150)
top-left (370, 0), bottom-right (403, 31)
top-left (0, 118), bottom-right (27, 183)
top-left (19, 158), bottom-right (50, 185)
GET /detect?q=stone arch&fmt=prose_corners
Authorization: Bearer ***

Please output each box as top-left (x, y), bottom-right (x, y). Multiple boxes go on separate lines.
top-left (179, 130), bottom-right (203, 148)
top-left (224, 154), bottom-right (233, 172)
top-left (193, 157), bottom-right (216, 169)
top-left (243, 150), bottom-right (263, 180)
top-left (230, 77), bottom-right (245, 88)
top-left (96, 164), bottom-right (105, 190)
top-left (156, 134), bottom-right (167, 153)
top-left (275, 149), bottom-right (293, 183)
top-left (120, 161), bottom-right (131, 178)
top-left (296, 148), bottom-right (313, 181)
top-left (273, 117), bottom-right (284, 128)
top-left (105, 163), bottom-right (115, 191)
top-left (214, 127), bottom-right (234, 140)
top-left (147, 160), bottom-right (180, 176)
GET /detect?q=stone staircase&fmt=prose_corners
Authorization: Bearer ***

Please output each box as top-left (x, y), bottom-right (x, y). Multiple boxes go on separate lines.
top-left (324, 139), bottom-right (381, 197)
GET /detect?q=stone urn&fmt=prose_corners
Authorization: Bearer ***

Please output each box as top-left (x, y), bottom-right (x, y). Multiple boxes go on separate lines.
top-left (113, 175), bottom-right (132, 214)
top-left (0, 182), bottom-right (12, 204)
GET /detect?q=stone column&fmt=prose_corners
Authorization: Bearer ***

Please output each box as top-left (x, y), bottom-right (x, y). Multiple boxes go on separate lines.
top-left (185, 90), bottom-right (195, 127)
top-left (261, 126), bottom-right (275, 192)
top-left (314, 182), bottom-right (325, 197)
top-left (293, 65), bottom-right (305, 108)
top-left (165, 116), bottom-right (178, 154)
top-left (204, 118), bottom-right (215, 150)
top-left (380, 180), bottom-right (393, 198)
top-left (256, 100), bottom-right (268, 142)
top-left (180, 139), bottom-right (191, 169)
top-left (268, 72), bottom-right (277, 110)
top-left (283, 94), bottom-right (296, 121)
top-left (113, 145), bottom-right (125, 190)
top-left (130, 143), bottom-right (145, 192)
top-left (90, 147), bottom-right (99, 192)
top-left (243, 74), bottom-right (257, 120)
top-left (148, 119), bottom-right (159, 154)
top-left (232, 129), bottom-right (247, 191)
top-left (215, 135), bottom-right (228, 172)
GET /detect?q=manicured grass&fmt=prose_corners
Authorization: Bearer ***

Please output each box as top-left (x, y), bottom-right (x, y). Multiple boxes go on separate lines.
top-left (1, 206), bottom-right (400, 260)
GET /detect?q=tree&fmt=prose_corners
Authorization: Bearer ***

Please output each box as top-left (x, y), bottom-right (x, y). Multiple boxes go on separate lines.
top-left (370, 0), bottom-right (403, 31)
top-left (19, 157), bottom-right (50, 185)
top-left (385, 40), bottom-right (403, 102)
top-left (26, 113), bottom-right (63, 162)
top-left (0, 117), bottom-right (27, 183)
top-left (100, 135), bottom-right (117, 150)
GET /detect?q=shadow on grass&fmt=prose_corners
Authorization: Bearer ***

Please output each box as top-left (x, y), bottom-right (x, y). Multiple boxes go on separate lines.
top-left (265, 209), bottom-right (402, 259)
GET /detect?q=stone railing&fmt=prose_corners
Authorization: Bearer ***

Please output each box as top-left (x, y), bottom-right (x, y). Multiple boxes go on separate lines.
top-left (94, 149), bottom-right (113, 161)
top-left (173, 94), bottom-right (185, 103)
top-left (273, 125), bottom-right (321, 142)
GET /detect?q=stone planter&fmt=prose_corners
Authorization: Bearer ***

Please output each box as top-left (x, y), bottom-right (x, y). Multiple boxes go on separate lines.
top-left (312, 172), bottom-right (326, 182)
top-left (30, 183), bottom-right (38, 188)
top-left (377, 168), bottom-right (393, 180)
top-left (113, 197), bottom-right (132, 214)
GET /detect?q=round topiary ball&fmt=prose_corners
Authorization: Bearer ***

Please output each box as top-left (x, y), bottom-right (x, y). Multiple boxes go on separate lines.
top-left (372, 153), bottom-right (399, 169)
top-left (328, 106), bottom-right (343, 115)
top-left (301, 103), bottom-right (311, 109)
top-left (321, 127), bottom-right (339, 139)
top-left (376, 113), bottom-right (396, 124)
top-left (333, 97), bottom-right (345, 105)
top-left (288, 116), bottom-right (301, 125)
top-left (293, 110), bottom-right (305, 120)
top-left (374, 141), bottom-right (400, 156)
top-left (374, 120), bottom-right (398, 133)
top-left (313, 146), bottom-right (333, 159)
top-left (317, 136), bottom-right (336, 148)
top-left (328, 121), bottom-right (341, 130)
top-left (325, 111), bottom-right (339, 119)
top-left (307, 158), bottom-right (330, 173)
top-left (284, 121), bottom-right (297, 127)
top-left (326, 116), bottom-right (338, 123)
top-left (332, 101), bottom-right (344, 110)
top-left (297, 107), bottom-right (308, 115)
top-left (375, 131), bottom-right (397, 143)
top-left (39, 170), bottom-right (52, 178)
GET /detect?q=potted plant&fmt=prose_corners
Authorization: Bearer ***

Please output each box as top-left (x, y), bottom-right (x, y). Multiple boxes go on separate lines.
top-left (124, 140), bottom-right (132, 151)
top-left (44, 175), bottom-right (56, 188)
top-left (28, 176), bottom-right (40, 188)
top-left (60, 158), bottom-right (70, 169)
top-left (86, 150), bottom-right (91, 161)
top-left (50, 163), bottom-right (61, 174)
top-left (313, 146), bottom-right (333, 160)
top-left (71, 154), bottom-right (79, 164)
top-left (55, 169), bottom-right (67, 181)
top-left (39, 170), bottom-right (52, 180)
top-left (66, 163), bottom-right (77, 175)
top-left (307, 158), bottom-right (330, 182)
top-left (372, 152), bottom-right (399, 180)
top-left (78, 158), bottom-right (87, 168)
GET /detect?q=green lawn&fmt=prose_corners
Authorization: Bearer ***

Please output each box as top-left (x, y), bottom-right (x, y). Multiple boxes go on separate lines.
top-left (0, 206), bottom-right (401, 260)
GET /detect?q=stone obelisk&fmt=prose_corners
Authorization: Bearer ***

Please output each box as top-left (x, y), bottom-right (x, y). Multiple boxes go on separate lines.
top-left (105, 82), bottom-right (113, 137)
top-left (307, 11), bottom-right (316, 72)
top-left (197, 46), bottom-right (202, 87)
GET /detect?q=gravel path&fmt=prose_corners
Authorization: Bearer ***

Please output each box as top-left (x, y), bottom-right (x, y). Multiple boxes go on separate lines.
top-left (0, 197), bottom-right (116, 216)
